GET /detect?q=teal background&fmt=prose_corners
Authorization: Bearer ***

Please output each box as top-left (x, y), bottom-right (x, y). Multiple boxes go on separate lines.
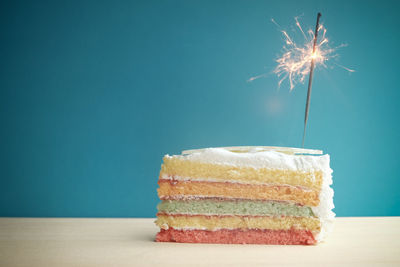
top-left (1, 0), bottom-right (399, 217)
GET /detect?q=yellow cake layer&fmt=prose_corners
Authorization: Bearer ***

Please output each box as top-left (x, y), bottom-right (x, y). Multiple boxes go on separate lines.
top-left (158, 180), bottom-right (319, 206)
top-left (156, 214), bottom-right (321, 232)
top-left (160, 157), bottom-right (323, 191)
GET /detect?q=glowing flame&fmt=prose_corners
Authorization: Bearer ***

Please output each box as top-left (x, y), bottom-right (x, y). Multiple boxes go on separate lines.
top-left (249, 17), bottom-right (354, 90)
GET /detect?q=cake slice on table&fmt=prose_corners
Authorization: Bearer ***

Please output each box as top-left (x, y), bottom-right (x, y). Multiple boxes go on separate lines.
top-left (155, 146), bottom-right (334, 245)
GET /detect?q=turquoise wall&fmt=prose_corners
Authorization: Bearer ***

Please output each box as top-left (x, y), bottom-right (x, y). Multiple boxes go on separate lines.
top-left (1, 0), bottom-right (399, 217)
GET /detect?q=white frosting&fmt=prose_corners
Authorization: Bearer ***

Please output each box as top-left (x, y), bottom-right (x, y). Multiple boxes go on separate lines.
top-left (167, 147), bottom-right (330, 172)
top-left (311, 162), bottom-right (335, 242)
top-left (165, 147), bottom-right (335, 242)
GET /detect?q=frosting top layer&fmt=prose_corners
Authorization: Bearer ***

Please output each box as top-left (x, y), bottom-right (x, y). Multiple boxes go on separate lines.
top-left (170, 147), bottom-right (331, 173)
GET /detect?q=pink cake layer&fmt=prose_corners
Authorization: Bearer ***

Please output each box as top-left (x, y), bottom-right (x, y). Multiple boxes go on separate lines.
top-left (156, 228), bottom-right (316, 245)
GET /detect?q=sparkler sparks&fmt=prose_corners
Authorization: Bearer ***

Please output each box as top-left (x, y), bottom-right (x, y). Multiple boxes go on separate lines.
top-left (249, 16), bottom-right (354, 89)
top-left (274, 16), bottom-right (331, 90)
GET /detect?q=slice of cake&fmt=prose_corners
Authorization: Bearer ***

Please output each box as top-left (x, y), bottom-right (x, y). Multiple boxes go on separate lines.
top-left (155, 146), bottom-right (334, 245)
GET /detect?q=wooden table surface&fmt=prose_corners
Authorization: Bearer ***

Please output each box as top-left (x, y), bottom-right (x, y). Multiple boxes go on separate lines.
top-left (0, 217), bottom-right (399, 267)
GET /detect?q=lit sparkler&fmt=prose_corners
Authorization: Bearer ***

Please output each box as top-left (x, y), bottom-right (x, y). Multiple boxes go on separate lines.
top-left (249, 13), bottom-right (354, 147)
top-left (250, 15), bottom-right (353, 89)
top-left (274, 14), bottom-right (331, 90)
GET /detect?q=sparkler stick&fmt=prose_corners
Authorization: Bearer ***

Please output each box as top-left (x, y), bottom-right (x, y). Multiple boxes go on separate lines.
top-left (302, 12), bottom-right (322, 148)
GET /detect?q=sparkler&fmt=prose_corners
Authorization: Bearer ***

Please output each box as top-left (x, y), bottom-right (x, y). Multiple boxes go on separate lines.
top-left (249, 13), bottom-right (354, 147)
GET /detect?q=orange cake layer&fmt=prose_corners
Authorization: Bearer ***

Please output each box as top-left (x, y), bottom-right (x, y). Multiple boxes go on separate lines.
top-left (155, 213), bottom-right (321, 231)
top-left (158, 180), bottom-right (319, 206)
top-left (160, 157), bottom-right (323, 191)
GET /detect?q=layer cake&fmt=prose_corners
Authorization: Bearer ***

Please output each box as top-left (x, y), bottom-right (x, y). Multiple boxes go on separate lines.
top-left (155, 146), bottom-right (334, 245)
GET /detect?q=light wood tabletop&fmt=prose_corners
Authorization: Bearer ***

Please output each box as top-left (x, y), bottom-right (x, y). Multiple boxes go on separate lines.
top-left (0, 217), bottom-right (399, 267)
